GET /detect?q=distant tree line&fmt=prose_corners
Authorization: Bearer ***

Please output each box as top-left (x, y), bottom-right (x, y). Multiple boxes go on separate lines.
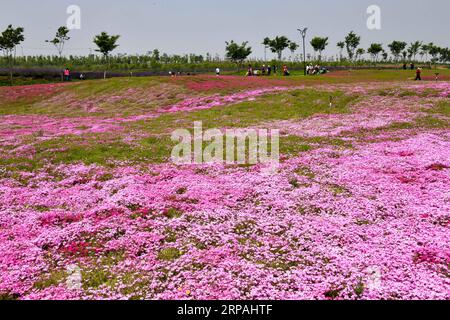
top-left (1, 25), bottom-right (449, 84)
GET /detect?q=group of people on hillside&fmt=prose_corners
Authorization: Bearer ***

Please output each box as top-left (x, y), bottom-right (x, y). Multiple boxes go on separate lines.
top-left (63, 62), bottom-right (426, 81)
top-left (245, 64), bottom-right (290, 77)
top-left (63, 68), bottom-right (85, 81)
top-left (403, 63), bottom-right (417, 70)
top-left (402, 63), bottom-right (423, 81)
top-left (306, 64), bottom-right (327, 75)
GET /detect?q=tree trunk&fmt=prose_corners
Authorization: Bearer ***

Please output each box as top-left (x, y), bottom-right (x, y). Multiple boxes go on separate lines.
top-left (8, 55), bottom-right (13, 86)
top-left (104, 55), bottom-right (109, 79)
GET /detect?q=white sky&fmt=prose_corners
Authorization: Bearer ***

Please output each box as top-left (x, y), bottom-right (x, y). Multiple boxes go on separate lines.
top-left (1, 0), bottom-right (449, 59)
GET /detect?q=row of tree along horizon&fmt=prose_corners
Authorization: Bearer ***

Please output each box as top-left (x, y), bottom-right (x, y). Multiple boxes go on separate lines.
top-left (1, 25), bottom-right (449, 84)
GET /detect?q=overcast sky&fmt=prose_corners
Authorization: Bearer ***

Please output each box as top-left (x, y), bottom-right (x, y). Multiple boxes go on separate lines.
top-left (1, 0), bottom-right (449, 58)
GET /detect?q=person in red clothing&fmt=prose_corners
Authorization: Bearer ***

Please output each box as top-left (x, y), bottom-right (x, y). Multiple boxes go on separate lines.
top-left (415, 67), bottom-right (422, 81)
top-left (63, 68), bottom-right (71, 81)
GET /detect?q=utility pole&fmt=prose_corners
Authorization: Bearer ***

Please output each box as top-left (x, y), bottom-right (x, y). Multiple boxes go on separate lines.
top-left (298, 28), bottom-right (308, 76)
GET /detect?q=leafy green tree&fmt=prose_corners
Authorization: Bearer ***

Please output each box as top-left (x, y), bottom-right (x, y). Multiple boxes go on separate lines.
top-left (367, 43), bottom-right (383, 62)
top-left (344, 31), bottom-right (361, 61)
top-left (439, 47), bottom-right (450, 64)
top-left (428, 44), bottom-right (441, 67)
top-left (388, 41), bottom-right (407, 61)
top-left (289, 42), bottom-right (299, 60)
top-left (402, 50), bottom-right (408, 61)
top-left (93, 32), bottom-right (120, 78)
top-left (225, 40), bottom-right (252, 70)
top-left (407, 41), bottom-right (422, 61)
top-left (422, 42), bottom-right (440, 65)
top-left (337, 41), bottom-right (345, 61)
top-left (310, 37), bottom-right (328, 61)
top-left (151, 49), bottom-right (160, 61)
top-left (420, 43), bottom-right (432, 61)
top-left (46, 26), bottom-right (70, 57)
top-left (264, 36), bottom-right (291, 60)
top-left (355, 48), bottom-right (365, 61)
top-left (94, 32), bottom-right (120, 59)
top-left (0, 24), bottom-right (25, 85)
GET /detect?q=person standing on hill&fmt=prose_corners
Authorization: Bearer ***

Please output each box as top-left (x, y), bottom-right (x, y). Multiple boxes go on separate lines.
top-left (63, 68), bottom-right (71, 81)
top-left (246, 65), bottom-right (253, 77)
top-left (415, 67), bottom-right (422, 81)
top-left (216, 67), bottom-right (220, 76)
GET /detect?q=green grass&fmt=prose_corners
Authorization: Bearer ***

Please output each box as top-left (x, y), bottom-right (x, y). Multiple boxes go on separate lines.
top-left (2, 70), bottom-right (446, 171)
top-left (0, 76), bottom-right (56, 87)
top-left (425, 100), bottom-right (450, 116)
top-left (234, 68), bottom-right (450, 83)
top-left (0, 77), bottom-right (197, 117)
top-left (0, 87), bottom-right (358, 171)
top-left (158, 248), bottom-right (182, 261)
top-left (1, 69), bottom-right (447, 117)
top-left (129, 89), bottom-right (357, 134)
top-left (36, 134), bottom-right (173, 166)
top-left (340, 98), bottom-right (450, 142)
top-left (33, 270), bottom-right (67, 290)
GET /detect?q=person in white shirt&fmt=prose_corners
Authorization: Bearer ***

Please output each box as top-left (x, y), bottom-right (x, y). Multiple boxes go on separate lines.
top-left (216, 68), bottom-right (220, 76)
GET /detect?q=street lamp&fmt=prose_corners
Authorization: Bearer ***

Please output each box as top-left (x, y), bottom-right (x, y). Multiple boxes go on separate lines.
top-left (297, 28), bottom-right (308, 76)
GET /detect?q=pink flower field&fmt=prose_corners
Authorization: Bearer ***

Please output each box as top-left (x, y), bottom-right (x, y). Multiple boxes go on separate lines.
top-left (0, 74), bottom-right (449, 300)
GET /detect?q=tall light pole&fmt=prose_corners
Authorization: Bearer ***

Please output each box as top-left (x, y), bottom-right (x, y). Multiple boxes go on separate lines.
top-left (298, 28), bottom-right (308, 76)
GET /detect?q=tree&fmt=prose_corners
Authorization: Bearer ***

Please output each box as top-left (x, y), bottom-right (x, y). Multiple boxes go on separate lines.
top-left (401, 50), bottom-right (408, 61)
top-left (428, 44), bottom-right (441, 67)
top-left (344, 31), bottom-right (361, 61)
top-left (388, 41), bottom-right (407, 62)
top-left (355, 48), bottom-right (365, 61)
top-left (337, 41), bottom-right (345, 61)
top-left (367, 43), bottom-right (383, 62)
top-left (93, 32), bottom-right (120, 79)
top-left (421, 43), bottom-right (432, 62)
top-left (93, 32), bottom-right (120, 59)
top-left (439, 47), bottom-right (450, 64)
top-left (46, 26), bottom-right (70, 57)
top-left (407, 41), bottom-right (422, 61)
top-left (262, 37), bottom-right (270, 61)
top-left (151, 49), bottom-right (160, 61)
top-left (310, 37), bottom-right (328, 61)
top-left (289, 42), bottom-right (299, 60)
top-left (264, 36), bottom-right (291, 60)
top-left (0, 25), bottom-right (25, 86)
top-left (225, 40), bottom-right (252, 70)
